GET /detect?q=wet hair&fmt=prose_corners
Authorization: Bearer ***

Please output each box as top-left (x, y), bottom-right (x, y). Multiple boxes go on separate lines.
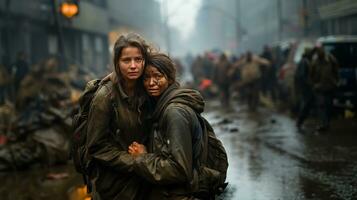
top-left (113, 32), bottom-right (152, 83)
top-left (112, 33), bottom-right (153, 119)
top-left (147, 53), bottom-right (179, 86)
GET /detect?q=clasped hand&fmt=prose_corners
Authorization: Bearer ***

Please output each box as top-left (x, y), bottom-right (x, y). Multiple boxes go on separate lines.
top-left (128, 141), bottom-right (147, 156)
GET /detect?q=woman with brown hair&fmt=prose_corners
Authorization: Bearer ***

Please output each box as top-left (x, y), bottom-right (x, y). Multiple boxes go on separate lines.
top-left (85, 32), bottom-right (153, 200)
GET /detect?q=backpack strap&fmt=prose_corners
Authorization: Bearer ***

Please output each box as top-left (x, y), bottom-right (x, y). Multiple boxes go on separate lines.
top-left (193, 113), bottom-right (208, 170)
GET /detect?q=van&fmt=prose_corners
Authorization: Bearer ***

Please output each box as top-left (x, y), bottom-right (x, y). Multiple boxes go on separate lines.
top-left (317, 36), bottom-right (357, 114)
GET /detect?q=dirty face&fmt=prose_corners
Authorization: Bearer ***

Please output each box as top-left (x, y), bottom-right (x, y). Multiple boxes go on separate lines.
top-left (143, 65), bottom-right (169, 97)
top-left (118, 46), bottom-right (145, 82)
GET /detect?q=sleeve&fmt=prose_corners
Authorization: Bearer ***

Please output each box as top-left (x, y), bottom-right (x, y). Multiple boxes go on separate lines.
top-left (86, 86), bottom-right (134, 172)
top-left (133, 106), bottom-right (194, 185)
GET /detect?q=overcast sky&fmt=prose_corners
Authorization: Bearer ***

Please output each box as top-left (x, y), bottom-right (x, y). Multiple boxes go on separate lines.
top-left (157, 0), bottom-right (202, 39)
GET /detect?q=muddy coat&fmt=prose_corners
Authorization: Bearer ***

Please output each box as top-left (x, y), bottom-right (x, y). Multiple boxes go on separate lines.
top-left (86, 77), bottom-right (150, 200)
top-left (310, 54), bottom-right (339, 92)
top-left (133, 85), bottom-right (204, 200)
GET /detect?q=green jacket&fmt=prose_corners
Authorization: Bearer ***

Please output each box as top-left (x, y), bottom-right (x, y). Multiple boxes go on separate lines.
top-left (133, 85), bottom-right (205, 200)
top-left (310, 54), bottom-right (339, 92)
top-left (86, 80), bottom-right (150, 200)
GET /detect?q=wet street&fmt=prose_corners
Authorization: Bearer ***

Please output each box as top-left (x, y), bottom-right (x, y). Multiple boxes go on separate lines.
top-left (206, 100), bottom-right (357, 200)
top-left (1, 100), bottom-right (357, 200)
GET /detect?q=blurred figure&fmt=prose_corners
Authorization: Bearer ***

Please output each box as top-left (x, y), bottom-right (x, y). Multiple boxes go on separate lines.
top-left (214, 54), bottom-right (232, 105)
top-left (202, 52), bottom-right (215, 80)
top-left (191, 55), bottom-right (204, 86)
top-left (227, 55), bottom-right (244, 100)
top-left (260, 45), bottom-right (278, 101)
top-left (240, 51), bottom-right (270, 111)
top-left (295, 48), bottom-right (314, 130)
top-left (310, 47), bottom-right (339, 132)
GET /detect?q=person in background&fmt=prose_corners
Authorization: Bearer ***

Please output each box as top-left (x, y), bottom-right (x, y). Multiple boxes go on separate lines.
top-left (239, 51), bottom-right (270, 111)
top-left (214, 54), bottom-right (232, 106)
top-left (309, 47), bottom-right (339, 132)
top-left (295, 48), bottom-right (314, 131)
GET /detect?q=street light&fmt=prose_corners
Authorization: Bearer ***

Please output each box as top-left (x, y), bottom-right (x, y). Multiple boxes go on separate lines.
top-left (60, 2), bottom-right (79, 18)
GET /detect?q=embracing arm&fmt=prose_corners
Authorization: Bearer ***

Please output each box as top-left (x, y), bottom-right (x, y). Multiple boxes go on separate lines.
top-left (86, 86), bottom-right (134, 172)
top-left (133, 106), bottom-right (195, 185)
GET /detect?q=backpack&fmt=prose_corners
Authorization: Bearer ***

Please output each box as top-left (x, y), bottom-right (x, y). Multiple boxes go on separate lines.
top-left (195, 114), bottom-right (229, 199)
top-left (241, 62), bottom-right (261, 84)
top-left (70, 79), bottom-right (105, 188)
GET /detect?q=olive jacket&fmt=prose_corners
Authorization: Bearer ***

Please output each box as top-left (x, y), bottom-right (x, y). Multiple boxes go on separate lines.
top-left (86, 78), bottom-right (150, 200)
top-left (133, 85), bottom-right (205, 200)
top-left (310, 54), bottom-right (339, 92)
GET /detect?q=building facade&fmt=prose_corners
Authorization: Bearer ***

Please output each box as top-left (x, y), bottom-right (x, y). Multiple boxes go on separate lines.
top-left (1, 0), bottom-right (165, 74)
top-left (192, 0), bottom-right (239, 55)
top-left (191, 0), bottom-right (305, 55)
top-left (0, 0), bottom-right (110, 73)
top-left (308, 0), bottom-right (357, 36)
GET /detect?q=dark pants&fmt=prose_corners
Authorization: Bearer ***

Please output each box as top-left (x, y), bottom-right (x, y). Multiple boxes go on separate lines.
top-left (245, 81), bottom-right (260, 111)
top-left (296, 89), bottom-right (315, 127)
top-left (219, 83), bottom-right (230, 106)
top-left (316, 91), bottom-right (333, 128)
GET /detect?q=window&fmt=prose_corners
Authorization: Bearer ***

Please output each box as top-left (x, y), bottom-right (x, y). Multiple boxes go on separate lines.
top-left (324, 42), bottom-right (357, 68)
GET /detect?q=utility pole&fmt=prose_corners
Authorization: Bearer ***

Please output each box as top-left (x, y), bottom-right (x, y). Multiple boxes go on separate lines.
top-left (51, 0), bottom-right (67, 69)
top-left (236, 0), bottom-right (241, 54)
top-left (3, 0), bottom-right (11, 67)
top-left (302, 0), bottom-right (309, 37)
top-left (277, 0), bottom-right (283, 41)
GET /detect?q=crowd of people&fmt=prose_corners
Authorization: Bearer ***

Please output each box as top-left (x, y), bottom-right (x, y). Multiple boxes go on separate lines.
top-left (188, 44), bottom-right (339, 133)
top-left (189, 48), bottom-right (274, 110)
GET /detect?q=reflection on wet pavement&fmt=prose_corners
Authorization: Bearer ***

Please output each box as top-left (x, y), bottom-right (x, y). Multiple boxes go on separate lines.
top-left (204, 102), bottom-right (357, 200)
top-left (68, 185), bottom-right (91, 200)
top-left (0, 164), bottom-right (83, 200)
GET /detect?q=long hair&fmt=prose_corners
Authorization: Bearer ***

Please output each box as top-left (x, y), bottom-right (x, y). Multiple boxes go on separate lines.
top-left (112, 33), bottom-right (153, 118)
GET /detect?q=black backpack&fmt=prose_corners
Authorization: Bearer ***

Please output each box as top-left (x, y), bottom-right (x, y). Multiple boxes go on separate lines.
top-left (70, 79), bottom-right (110, 187)
top-left (195, 114), bottom-right (229, 199)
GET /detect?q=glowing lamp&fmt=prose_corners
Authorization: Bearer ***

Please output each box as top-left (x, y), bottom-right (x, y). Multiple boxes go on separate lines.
top-left (60, 2), bottom-right (79, 18)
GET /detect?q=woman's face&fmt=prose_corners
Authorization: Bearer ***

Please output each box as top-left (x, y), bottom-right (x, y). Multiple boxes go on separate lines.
top-left (143, 65), bottom-right (169, 97)
top-left (118, 46), bottom-right (144, 82)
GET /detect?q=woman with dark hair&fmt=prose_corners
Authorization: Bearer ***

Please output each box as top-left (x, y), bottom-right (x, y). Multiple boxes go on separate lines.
top-left (85, 33), bottom-right (153, 200)
top-left (128, 53), bottom-right (206, 199)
